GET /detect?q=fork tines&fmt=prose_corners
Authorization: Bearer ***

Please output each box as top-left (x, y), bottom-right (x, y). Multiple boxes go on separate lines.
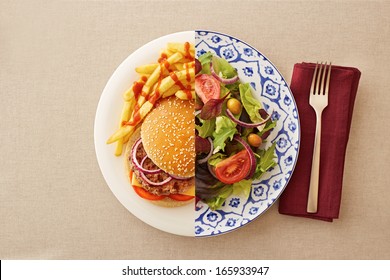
top-left (310, 62), bottom-right (332, 96)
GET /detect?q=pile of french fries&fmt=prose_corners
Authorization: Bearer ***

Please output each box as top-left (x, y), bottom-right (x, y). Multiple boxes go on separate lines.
top-left (107, 42), bottom-right (195, 156)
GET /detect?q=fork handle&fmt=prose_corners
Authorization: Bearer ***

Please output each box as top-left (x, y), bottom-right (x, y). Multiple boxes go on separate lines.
top-left (307, 111), bottom-right (322, 213)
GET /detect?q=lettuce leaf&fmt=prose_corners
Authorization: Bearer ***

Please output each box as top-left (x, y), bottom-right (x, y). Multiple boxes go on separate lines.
top-left (198, 52), bottom-right (213, 74)
top-left (232, 179), bottom-right (252, 199)
top-left (207, 152), bottom-right (227, 166)
top-left (225, 81), bottom-right (240, 94)
top-left (204, 185), bottom-right (233, 211)
top-left (258, 119), bottom-right (277, 137)
top-left (205, 179), bottom-right (252, 210)
top-left (212, 55), bottom-right (237, 78)
top-left (195, 118), bottom-right (215, 138)
top-left (212, 116), bottom-right (237, 153)
top-left (253, 142), bottom-right (277, 179)
top-left (239, 83), bottom-right (264, 123)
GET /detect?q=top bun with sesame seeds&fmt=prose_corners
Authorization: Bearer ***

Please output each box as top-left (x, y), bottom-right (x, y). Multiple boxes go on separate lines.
top-left (141, 97), bottom-right (195, 178)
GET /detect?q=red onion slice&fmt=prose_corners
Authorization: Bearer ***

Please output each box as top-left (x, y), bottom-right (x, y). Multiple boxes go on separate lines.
top-left (132, 138), bottom-right (161, 174)
top-left (169, 174), bottom-right (192, 180)
top-left (197, 137), bottom-right (214, 164)
top-left (233, 135), bottom-right (256, 179)
top-left (139, 171), bottom-right (172, 186)
top-left (210, 63), bottom-right (239, 85)
top-left (226, 109), bottom-right (272, 128)
top-left (207, 163), bottom-right (219, 180)
top-left (139, 155), bottom-right (148, 168)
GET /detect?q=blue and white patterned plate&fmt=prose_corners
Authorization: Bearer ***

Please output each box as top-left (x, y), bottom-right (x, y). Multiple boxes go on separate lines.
top-left (195, 30), bottom-right (300, 237)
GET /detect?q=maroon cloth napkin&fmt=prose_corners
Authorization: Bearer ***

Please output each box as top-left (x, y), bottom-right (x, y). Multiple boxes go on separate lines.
top-left (278, 63), bottom-right (361, 221)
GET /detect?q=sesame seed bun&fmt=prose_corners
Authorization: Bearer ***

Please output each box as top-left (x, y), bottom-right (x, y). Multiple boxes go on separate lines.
top-left (141, 97), bottom-right (195, 178)
top-left (148, 196), bottom-right (194, 208)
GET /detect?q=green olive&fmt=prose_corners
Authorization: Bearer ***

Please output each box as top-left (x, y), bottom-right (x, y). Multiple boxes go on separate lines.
top-left (247, 133), bottom-right (262, 148)
top-left (227, 98), bottom-right (242, 115)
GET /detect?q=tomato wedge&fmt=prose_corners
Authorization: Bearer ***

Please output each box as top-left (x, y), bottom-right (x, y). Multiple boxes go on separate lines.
top-left (195, 74), bottom-right (220, 104)
top-left (168, 194), bottom-right (194, 201)
top-left (132, 185), bottom-right (165, 201)
top-left (132, 186), bottom-right (194, 201)
top-left (215, 150), bottom-right (251, 184)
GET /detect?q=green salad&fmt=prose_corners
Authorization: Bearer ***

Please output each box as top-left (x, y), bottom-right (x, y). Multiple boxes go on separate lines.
top-left (195, 52), bottom-right (278, 210)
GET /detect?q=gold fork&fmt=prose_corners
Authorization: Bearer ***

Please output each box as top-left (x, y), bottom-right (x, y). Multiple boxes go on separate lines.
top-left (307, 62), bottom-right (332, 213)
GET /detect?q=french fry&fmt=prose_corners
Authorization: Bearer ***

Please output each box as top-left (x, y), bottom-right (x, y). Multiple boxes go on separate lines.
top-left (115, 140), bottom-right (124, 156)
top-left (183, 61), bottom-right (195, 69)
top-left (161, 81), bottom-right (194, 99)
top-left (123, 86), bottom-right (135, 101)
top-left (156, 68), bottom-right (195, 95)
top-left (175, 90), bottom-right (195, 100)
top-left (122, 131), bottom-right (131, 144)
top-left (167, 42), bottom-right (195, 57)
top-left (106, 125), bottom-right (134, 144)
top-left (121, 101), bottom-right (133, 122)
top-left (161, 48), bottom-right (175, 57)
top-left (135, 64), bottom-right (158, 75)
top-left (173, 63), bottom-right (184, 71)
top-left (161, 71), bottom-right (194, 98)
top-left (114, 101), bottom-right (133, 155)
top-left (107, 42), bottom-right (195, 156)
top-left (178, 58), bottom-right (194, 63)
top-left (161, 85), bottom-right (181, 98)
top-left (144, 52), bottom-right (183, 90)
top-left (130, 52), bottom-right (185, 122)
top-left (127, 101), bottom-right (154, 127)
top-left (123, 76), bottom-right (148, 101)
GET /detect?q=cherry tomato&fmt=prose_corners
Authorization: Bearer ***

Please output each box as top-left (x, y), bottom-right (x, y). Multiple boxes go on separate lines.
top-left (132, 185), bottom-right (165, 201)
top-left (169, 194), bottom-right (194, 201)
top-left (215, 150), bottom-right (251, 184)
top-left (195, 74), bottom-right (220, 104)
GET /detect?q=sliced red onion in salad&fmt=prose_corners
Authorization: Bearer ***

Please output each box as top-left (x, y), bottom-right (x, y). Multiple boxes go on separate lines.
top-left (197, 137), bottom-right (214, 164)
top-left (207, 162), bottom-right (219, 180)
top-left (210, 63), bottom-right (239, 85)
top-left (233, 135), bottom-right (256, 179)
top-left (226, 108), bottom-right (272, 128)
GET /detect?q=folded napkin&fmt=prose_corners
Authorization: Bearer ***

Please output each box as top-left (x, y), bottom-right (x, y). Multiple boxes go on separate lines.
top-left (278, 62), bottom-right (361, 221)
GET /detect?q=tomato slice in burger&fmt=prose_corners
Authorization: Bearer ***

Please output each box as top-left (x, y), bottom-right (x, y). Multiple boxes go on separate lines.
top-left (132, 185), bottom-right (165, 201)
top-left (215, 150), bottom-right (251, 184)
top-left (168, 194), bottom-right (194, 201)
top-left (195, 74), bottom-right (220, 104)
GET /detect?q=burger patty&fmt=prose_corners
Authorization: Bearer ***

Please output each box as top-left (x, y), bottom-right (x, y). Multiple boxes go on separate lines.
top-left (129, 141), bottom-right (194, 196)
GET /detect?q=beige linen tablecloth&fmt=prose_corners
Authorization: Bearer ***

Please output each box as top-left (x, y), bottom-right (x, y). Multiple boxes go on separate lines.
top-left (1, 0), bottom-right (389, 259)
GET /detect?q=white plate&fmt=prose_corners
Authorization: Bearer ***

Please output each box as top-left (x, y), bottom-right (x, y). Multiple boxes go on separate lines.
top-left (94, 31), bottom-right (195, 237)
top-left (95, 30), bottom-right (300, 237)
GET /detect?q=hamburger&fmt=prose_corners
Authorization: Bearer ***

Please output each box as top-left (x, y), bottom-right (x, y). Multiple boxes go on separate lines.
top-left (124, 97), bottom-right (195, 207)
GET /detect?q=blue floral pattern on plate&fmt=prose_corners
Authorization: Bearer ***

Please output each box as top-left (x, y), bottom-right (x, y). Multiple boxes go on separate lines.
top-left (195, 30), bottom-right (300, 237)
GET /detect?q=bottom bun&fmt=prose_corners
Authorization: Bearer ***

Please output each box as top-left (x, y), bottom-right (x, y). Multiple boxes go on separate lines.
top-left (124, 127), bottom-right (194, 208)
top-left (150, 196), bottom-right (194, 208)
